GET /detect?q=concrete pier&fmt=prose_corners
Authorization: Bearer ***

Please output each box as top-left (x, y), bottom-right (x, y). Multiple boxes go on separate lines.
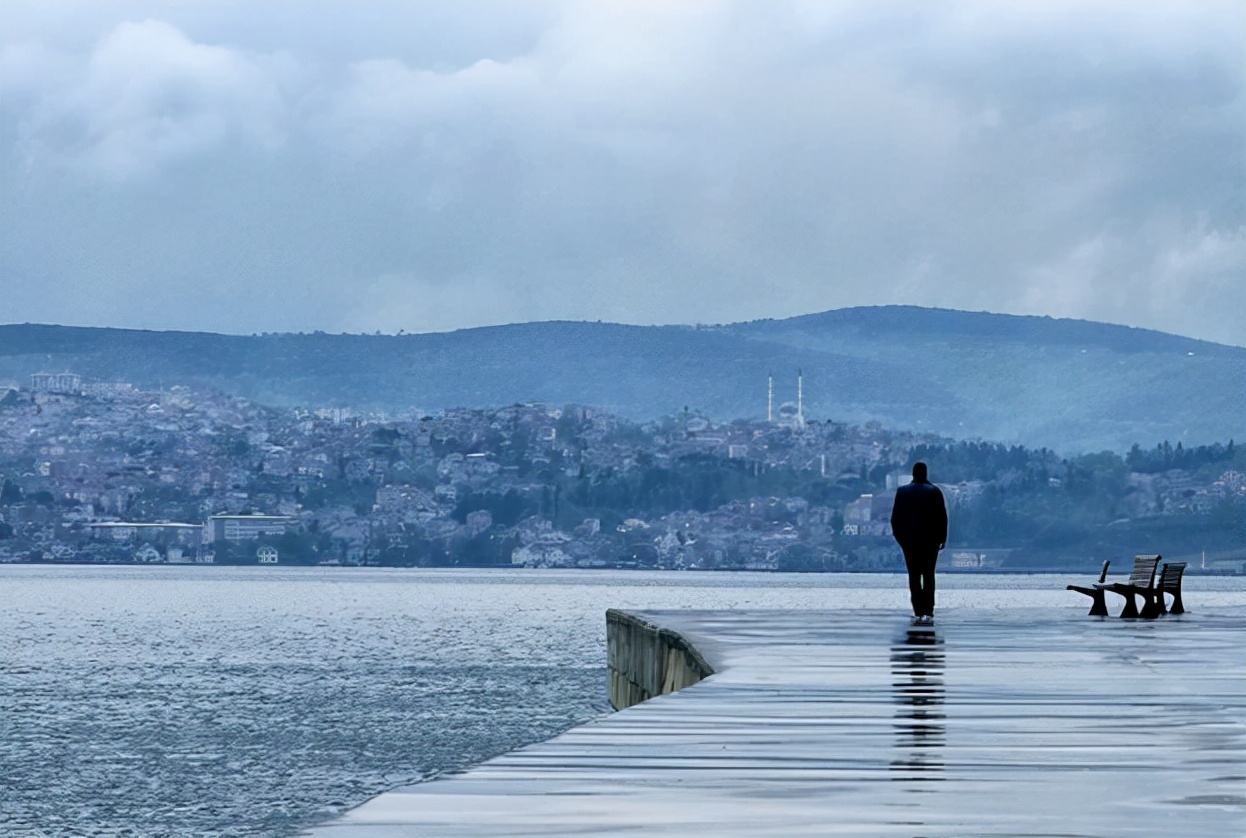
top-left (606, 608), bottom-right (713, 710)
top-left (307, 607), bottom-right (1246, 837)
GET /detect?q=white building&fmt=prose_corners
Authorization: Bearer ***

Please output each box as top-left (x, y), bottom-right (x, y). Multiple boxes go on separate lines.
top-left (30, 372), bottom-right (82, 394)
top-left (204, 513), bottom-right (296, 543)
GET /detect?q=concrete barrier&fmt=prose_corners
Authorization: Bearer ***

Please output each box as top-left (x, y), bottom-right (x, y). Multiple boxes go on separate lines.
top-left (606, 609), bottom-right (715, 710)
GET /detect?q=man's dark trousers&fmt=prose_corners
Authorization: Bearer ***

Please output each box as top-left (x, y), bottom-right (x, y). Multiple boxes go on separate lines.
top-left (902, 544), bottom-right (939, 617)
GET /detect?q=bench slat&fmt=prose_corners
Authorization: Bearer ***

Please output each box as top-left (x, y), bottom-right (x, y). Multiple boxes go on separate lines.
top-left (1159, 564), bottom-right (1185, 586)
top-left (1127, 555), bottom-right (1160, 586)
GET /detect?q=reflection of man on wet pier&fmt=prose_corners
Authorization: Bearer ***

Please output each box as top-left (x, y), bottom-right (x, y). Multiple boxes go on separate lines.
top-left (890, 628), bottom-right (946, 779)
top-left (890, 462), bottom-right (948, 625)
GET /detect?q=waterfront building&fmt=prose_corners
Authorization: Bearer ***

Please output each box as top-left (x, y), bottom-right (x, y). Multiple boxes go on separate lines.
top-left (86, 521), bottom-right (203, 562)
top-left (204, 513), bottom-right (296, 543)
top-left (30, 372), bottom-right (82, 394)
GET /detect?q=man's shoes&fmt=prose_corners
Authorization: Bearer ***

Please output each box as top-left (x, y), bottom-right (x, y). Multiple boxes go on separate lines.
top-left (914, 615), bottom-right (934, 626)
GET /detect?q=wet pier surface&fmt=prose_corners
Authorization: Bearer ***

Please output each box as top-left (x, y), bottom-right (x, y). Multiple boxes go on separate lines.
top-left (307, 608), bottom-right (1246, 837)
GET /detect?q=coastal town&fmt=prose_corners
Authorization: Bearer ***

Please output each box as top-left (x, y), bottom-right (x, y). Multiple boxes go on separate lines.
top-left (1, 373), bottom-right (1242, 572)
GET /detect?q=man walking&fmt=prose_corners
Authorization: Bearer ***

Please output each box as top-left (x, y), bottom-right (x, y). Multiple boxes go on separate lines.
top-left (890, 462), bottom-right (948, 625)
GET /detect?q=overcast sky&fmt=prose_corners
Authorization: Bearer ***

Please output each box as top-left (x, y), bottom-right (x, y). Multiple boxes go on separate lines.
top-left (1, 1), bottom-right (1242, 345)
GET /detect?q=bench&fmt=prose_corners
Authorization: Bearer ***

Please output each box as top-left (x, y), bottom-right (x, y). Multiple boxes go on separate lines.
top-left (1066, 559), bottom-right (1112, 616)
top-left (1155, 562), bottom-right (1187, 616)
top-left (1097, 554), bottom-right (1161, 618)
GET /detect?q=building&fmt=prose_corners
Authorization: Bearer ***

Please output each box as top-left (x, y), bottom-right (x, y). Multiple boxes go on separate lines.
top-left (30, 372), bottom-right (82, 394)
top-left (886, 472), bottom-right (914, 490)
top-left (843, 493), bottom-right (894, 524)
top-left (204, 513), bottom-right (297, 543)
top-left (947, 549), bottom-right (1011, 570)
top-left (465, 509), bottom-right (493, 537)
top-left (766, 372), bottom-right (807, 429)
top-left (86, 521), bottom-right (203, 562)
top-left (842, 493), bottom-right (894, 537)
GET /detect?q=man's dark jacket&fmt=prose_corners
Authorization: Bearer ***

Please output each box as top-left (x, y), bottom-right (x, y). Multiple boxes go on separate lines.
top-left (890, 479), bottom-right (948, 550)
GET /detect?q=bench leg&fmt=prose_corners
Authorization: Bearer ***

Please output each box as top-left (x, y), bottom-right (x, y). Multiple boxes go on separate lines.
top-left (1066, 585), bottom-right (1109, 617)
top-left (1088, 589), bottom-right (1108, 617)
top-left (1117, 591), bottom-right (1139, 619)
top-left (1140, 592), bottom-right (1161, 619)
top-left (1167, 590), bottom-right (1185, 615)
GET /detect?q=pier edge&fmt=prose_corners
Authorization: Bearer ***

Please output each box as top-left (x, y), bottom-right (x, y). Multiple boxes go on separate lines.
top-left (606, 609), bottom-right (715, 710)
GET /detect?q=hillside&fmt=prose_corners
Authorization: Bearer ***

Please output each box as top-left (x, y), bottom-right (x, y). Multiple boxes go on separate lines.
top-left (0, 307), bottom-right (1241, 453)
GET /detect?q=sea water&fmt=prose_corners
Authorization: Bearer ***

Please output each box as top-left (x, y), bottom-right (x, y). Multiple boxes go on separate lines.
top-left (3, 565), bottom-right (1243, 838)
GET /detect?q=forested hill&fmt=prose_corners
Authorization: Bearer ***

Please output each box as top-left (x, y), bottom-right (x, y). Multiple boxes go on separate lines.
top-left (1, 306), bottom-right (1241, 454)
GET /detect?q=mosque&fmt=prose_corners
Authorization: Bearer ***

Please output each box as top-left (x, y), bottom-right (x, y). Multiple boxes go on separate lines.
top-left (767, 371), bottom-right (806, 430)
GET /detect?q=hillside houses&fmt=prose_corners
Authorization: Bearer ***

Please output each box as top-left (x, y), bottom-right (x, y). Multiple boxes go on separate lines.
top-left (1, 377), bottom-right (1241, 571)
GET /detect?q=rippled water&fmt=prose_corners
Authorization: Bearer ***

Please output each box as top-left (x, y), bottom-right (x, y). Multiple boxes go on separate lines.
top-left (3, 566), bottom-right (1243, 837)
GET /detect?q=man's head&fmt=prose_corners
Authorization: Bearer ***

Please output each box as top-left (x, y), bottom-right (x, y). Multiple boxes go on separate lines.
top-left (912, 462), bottom-right (928, 482)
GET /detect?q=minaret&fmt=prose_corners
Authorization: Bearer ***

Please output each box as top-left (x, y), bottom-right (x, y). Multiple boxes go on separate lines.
top-left (796, 369), bottom-right (804, 427)
top-left (767, 375), bottom-right (773, 422)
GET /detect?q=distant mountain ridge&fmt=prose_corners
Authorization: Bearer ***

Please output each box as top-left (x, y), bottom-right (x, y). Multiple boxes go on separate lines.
top-left (1, 306), bottom-right (1242, 453)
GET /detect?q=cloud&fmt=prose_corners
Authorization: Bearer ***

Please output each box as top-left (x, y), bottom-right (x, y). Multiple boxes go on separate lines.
top-left (345, 272), bottom-right (539, 335)
top-left (322, 56), bottom-right (538, 162)
top-left (10, 19), bottom-right (293, 178)
top-left (1018, 220), bottom-right (1246, 346)
top-left (1148, 223), bottom-right (1246, 343)
top-left (0, 1), bottom-right (1242, 345)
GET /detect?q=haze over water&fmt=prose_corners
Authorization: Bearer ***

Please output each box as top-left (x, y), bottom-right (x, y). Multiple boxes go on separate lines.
top-left (3, 566), bottom-right (1244, 837)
